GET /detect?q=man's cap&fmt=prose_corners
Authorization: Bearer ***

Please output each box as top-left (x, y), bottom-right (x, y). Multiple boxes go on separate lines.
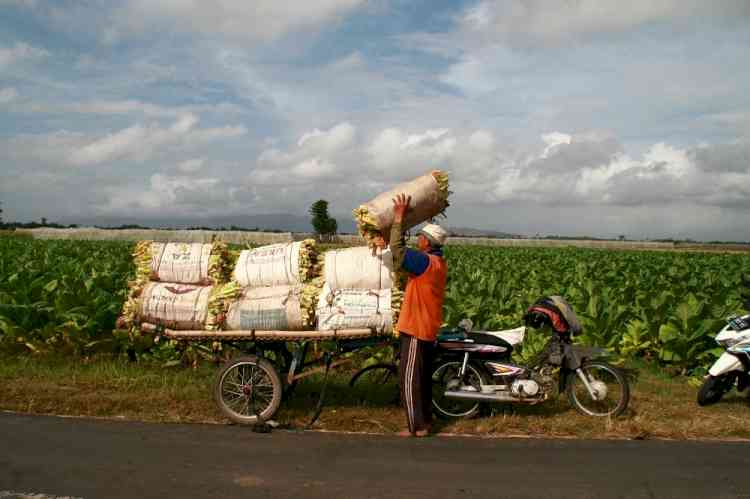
top-left (419, 223), bottom-right (448, 246)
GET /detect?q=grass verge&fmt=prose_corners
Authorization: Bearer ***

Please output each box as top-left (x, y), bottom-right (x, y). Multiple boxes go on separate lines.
top-left (1, 354), bottom-right (748, 440)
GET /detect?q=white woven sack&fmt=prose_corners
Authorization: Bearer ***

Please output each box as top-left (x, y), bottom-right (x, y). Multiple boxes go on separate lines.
top-left (316, 284), bottom-right (392, 333)
top-left (233, 242), bottom-right (302, 288)
top-left (138, 282), bottom-right (211, 330)
top-left (150, 242), bottom-right (212, 284)
top-left (324, 247), bottom-right (393, 291)
top-left (225, 285), bottom-right (305, 331)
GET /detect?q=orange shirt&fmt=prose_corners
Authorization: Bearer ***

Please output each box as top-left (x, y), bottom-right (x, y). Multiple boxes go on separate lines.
top-left (396, 254), bottom-right (447, 342)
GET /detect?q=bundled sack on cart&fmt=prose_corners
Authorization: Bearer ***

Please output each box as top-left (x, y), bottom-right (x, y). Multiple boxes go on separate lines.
top-left (315, 246), bottom-right (395, 334)
top-left (353, 170), bottom-right (449, 248)
top-left (316, 284), bottom-right (393, 333)
top-left (224, 284), bottom-right (318, 331)
top-left (126, 281), bottom-right (240, 331)
top-left (232, 240), bottom-right (319, 288)
top-left (322, 246), bottom-right (393, 290)
top-left (143, 241), bottom-right (232, 285)
top-left (118, 240), bottom-right (234, 330)
top-left (226, 239), bottom-right (321, 331)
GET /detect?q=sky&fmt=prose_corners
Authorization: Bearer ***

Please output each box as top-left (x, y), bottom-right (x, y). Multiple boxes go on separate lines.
top-left (1, 0), bottom-right (749, 241)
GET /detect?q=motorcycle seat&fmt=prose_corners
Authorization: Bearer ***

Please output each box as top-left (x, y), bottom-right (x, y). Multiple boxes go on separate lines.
top-left (482, 326), bottom-right (526, 346)
top-left (467, 332), bottom-right (512, 348)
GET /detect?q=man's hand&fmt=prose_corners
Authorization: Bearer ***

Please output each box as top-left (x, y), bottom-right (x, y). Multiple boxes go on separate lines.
top-left (373, 234), bottom-right (387, 250)
top-left (392, 193), bottom-right (411, 224)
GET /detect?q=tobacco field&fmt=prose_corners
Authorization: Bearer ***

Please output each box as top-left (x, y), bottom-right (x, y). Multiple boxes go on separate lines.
top-left (1, 237), bottom-right (750, 376)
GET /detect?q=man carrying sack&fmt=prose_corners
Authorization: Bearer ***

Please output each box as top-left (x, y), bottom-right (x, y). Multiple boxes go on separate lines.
top-left (376, 193), bottom-right (448, 437)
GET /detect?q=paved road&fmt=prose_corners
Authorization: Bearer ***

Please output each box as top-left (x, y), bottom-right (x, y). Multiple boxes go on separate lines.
top-left (1, 412), bottom-right (749, 499)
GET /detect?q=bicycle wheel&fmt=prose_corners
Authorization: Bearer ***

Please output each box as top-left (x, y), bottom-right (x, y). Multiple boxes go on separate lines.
top-left (349, 363), bottom-right (400, 406)
top-left (213, 355), bottom-right (283, 424)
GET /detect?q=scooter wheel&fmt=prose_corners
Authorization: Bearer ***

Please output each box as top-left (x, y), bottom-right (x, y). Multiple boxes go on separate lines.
top-left (697, 374), bottom-right (732, 406)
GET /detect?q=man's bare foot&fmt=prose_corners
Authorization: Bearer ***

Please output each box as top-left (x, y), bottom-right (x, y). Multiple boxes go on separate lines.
top-left (414, 429), bottom-right (430, 438)
top-left (397, 429), bottom-right (414, 437)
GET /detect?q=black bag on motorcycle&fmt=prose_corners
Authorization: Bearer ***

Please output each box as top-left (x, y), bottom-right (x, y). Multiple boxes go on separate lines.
top-left (523, 296), bottom-right (582, 335)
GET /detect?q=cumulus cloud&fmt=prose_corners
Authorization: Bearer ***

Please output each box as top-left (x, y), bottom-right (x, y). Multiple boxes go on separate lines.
top-left (0, 0), bottom-right (37, 6)
top-left (69, 100), bottom-right (183, 118)
top-left (253, 122), bottom-right (356, 184)
top-left (110, 0), bottom-right (365, 41)
top-left (63, 114), bottom-right (246, 166)
top-left (459, 0), bottom-right (750, 44)
top-left (99, 173), bottom-right (227, 214)
top-left (177, 158), bottom-right (206, 173)
top-left (367, 128), bottom-right (456, 177)
top-left (0, 87), bottom-right (18, 103)
top-left (0, 41), bottom-right (48, 68)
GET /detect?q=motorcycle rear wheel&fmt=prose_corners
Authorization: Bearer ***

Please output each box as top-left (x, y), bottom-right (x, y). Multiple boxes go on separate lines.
top-left (431, 360), bottom-right (488, 419)
top-left (697, 374), bottom-right (733, 406)
top-left (566, 362), bottom-right (629, 417)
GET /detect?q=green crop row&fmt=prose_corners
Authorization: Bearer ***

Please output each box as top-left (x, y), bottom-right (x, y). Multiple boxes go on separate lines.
top-left (1, 238), bottom-right (749, 375)
top-left (0, 238), bottom-right (134, 355)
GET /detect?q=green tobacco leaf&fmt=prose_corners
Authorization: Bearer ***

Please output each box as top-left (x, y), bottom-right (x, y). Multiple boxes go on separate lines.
top-left (659, 323), bottom-right (680, 342)
top-left (44, 280), bottom-right (59, 293)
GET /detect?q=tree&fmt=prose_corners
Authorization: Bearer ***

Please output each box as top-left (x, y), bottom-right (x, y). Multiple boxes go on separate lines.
top-left (309, 200), bottom-right (338, 242)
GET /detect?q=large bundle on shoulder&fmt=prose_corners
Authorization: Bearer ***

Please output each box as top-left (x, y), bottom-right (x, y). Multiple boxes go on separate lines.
top-left (119, 241), bottom-right (235, 331)
top-left (353, 170), bottom-right (450, 325)
top-left (353, 170), bottom-right (449, 248)
top-left (316, 247), bottom-right (394, 334)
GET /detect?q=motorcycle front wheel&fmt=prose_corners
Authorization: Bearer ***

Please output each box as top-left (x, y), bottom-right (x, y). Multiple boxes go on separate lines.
top-left (566, 362), bottom-right (629, 417)
top-left (697, 374), bottom-right (734, 406)
top-left (431, 360), bottom-right (488, 419)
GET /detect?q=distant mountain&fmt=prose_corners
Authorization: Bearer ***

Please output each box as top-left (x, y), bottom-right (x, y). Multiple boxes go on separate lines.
top-left (446, 226), bottom-right (522, 239)
top-left (57, 213), bottom-right (360, 234)
top-left (52, 215), bottom-right (516, 238)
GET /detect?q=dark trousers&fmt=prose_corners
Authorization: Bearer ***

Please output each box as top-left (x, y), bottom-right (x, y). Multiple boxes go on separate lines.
top-left (399, 333), bottom-right (434, 433)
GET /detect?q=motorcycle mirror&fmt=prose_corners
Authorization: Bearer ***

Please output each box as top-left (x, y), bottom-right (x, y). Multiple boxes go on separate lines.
top-left (458, 318), bottom-right (473, 332)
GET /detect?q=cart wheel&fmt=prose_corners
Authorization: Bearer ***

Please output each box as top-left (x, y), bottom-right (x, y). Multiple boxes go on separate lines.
top-left (213, 355), bottom-right (283, 425)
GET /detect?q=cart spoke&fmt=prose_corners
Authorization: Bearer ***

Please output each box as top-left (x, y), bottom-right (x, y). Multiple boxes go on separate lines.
top-left (222, 388), bottom-right (245, 399)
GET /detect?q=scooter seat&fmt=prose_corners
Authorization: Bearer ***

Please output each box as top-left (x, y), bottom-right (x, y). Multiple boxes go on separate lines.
top-left (483, 326), bottom-right (526, 346)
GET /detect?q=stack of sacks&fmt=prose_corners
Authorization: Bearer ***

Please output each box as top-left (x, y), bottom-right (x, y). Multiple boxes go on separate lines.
top-left (352, 170), bottom-right (450, 323)
top-left (225, 240), bottom-right (321, 331)
top-left (316, 246), bottom-right (394, 334)
top-left (119, 241), bottom-right (237, 331)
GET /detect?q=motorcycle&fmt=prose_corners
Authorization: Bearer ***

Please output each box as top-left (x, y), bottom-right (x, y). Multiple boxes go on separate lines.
top-left (697, 313), bottom-right (750, 406)
top-left (431, 296), bottom-right (631, 418)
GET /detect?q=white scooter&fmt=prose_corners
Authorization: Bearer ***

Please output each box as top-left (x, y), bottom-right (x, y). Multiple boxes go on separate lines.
top-left (697, 313), bottom-right (750, 406)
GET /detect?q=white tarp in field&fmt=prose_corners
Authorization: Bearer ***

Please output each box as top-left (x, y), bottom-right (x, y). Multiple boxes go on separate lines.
top-left (150, 242), bottom-right (213, 284)
top-left (224, 285), bottom-right (305, 331)
top-left (233, 242), bottom-right (303, 288)
top-left (138, 282), bottom-right (211, 330)
top-left (316, 284), bottom-right (392, 333)
top-left (323, 247), bottom-right (393, 290)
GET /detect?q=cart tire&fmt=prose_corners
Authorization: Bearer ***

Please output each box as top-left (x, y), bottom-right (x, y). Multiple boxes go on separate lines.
top-left (213, 355), bottom-right (283, 425)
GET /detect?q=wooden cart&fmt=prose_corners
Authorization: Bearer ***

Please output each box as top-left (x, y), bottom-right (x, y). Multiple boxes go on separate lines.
top-left (139, 322), bottom-right (394, 427)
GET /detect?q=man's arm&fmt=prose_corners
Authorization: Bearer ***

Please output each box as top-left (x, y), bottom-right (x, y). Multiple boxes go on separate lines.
top-left (389, 219), bottom-right (406, 270)
top-left (389, 194), bottom-right (429, 276)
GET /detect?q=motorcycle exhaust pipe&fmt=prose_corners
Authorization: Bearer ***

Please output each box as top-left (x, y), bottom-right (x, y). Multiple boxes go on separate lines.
top-left (443, 390), bottom-right (518, 402)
